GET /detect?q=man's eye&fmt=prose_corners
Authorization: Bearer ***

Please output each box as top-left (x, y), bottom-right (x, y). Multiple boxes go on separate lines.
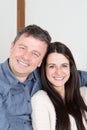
top-left (19, 46), bottom-right (25, 50)
top-left (20, 47), bottom-right (25, 49)
top-left (33, 52), bottom-right (39, 57)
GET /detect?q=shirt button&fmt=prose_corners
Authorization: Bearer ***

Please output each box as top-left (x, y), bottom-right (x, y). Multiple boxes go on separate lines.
top-left (24, 121), bottom-right (26, 124)
top-left (27, 100), bottom-right (30, 103)
top-left (23, 84), bottom-right (26, 87)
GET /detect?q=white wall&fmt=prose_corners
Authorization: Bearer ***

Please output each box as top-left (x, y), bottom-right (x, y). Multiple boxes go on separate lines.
top-left (0, 0), bottom-right (17, 63)
top-left (0, 0), bottom-right (87, 70)
top-left (26, 0), bottom-right (87, 70)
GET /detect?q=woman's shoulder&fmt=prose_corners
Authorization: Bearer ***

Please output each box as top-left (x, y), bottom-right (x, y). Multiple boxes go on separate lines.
top-left (80, 86), bottom-right (87, 95)
top-left (31, 90), bottom-right (49, 102)
top-left (31, 90), bottom-right (54, 108)
top-left (80, 86), bottom-right (87, 104)
top-left (32, 90), bottom-right (47, 98)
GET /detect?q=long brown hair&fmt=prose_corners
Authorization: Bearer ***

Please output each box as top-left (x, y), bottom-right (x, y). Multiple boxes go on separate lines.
top-left (40, 42), bottom-right (87, 130)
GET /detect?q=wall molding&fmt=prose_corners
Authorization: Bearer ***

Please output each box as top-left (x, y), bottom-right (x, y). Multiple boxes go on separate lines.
top-left (17, 0), bottom-right (25, 32)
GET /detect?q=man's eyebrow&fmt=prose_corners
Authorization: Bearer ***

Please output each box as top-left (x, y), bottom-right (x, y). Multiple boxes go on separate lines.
top-left (18, 44), bottom-right (27, 47)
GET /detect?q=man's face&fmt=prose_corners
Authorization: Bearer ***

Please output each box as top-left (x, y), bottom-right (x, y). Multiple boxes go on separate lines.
top-left (9, 34), bottom-right (47, 81)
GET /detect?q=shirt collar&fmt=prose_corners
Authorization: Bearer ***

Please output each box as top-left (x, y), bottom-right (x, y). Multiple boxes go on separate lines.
top-left (3, 59), bottom-right (40, 86)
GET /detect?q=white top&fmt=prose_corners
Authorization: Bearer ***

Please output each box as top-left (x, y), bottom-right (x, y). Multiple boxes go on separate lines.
top-left (31, 87), bottom-right (87, 130)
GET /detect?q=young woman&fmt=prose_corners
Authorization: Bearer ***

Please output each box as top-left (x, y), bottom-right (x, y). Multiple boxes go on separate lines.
top-left (31, 42), bottom-right (87, 130)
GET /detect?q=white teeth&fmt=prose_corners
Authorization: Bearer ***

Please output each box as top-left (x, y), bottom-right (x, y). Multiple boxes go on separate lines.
top-left (19, 61), bottom-right (28, 66)
top-left (54, 77), bottom-right (63, 80)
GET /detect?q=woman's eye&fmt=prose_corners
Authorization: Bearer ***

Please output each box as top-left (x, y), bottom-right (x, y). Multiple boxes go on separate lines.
top-left (62, 64), bottom-right (69, 68)
top-left (49, 65), bottom-right (55, 68)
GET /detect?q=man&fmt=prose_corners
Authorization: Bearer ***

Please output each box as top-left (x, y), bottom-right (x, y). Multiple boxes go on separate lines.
top-left (0, 24), bottom-right (87, 130)
top-left (0, 24), bottom-right (51, 130)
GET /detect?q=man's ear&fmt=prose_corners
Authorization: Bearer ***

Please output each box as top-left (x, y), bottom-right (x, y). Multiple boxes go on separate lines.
top-left (10, 42), bottom-right (15, 52)
top-left (11, 41), bottom-right (15, 48)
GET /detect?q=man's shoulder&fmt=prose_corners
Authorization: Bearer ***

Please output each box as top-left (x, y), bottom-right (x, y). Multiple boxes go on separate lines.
top-left (0, 59), bottom-right (9, 77)
top-left (0, 59), bottom-right (8, 70)
top-left (33, 68), bottom-right (40, 80)
top-left (78, 70), bottom-right (87, 86)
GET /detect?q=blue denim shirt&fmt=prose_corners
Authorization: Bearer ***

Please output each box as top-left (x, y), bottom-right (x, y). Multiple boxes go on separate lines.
top-left (78, 70), bottom-right (87, 86)
top-left (0, 59), bottom-right (42, 130)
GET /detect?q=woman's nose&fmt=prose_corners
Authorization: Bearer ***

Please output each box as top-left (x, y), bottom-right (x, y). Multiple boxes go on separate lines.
top-left (55, 67), bottom-right (62, 74)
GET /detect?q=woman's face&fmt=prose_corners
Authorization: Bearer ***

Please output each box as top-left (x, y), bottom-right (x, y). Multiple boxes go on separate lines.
top-left (46, 52), bottom-right (70, 91)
